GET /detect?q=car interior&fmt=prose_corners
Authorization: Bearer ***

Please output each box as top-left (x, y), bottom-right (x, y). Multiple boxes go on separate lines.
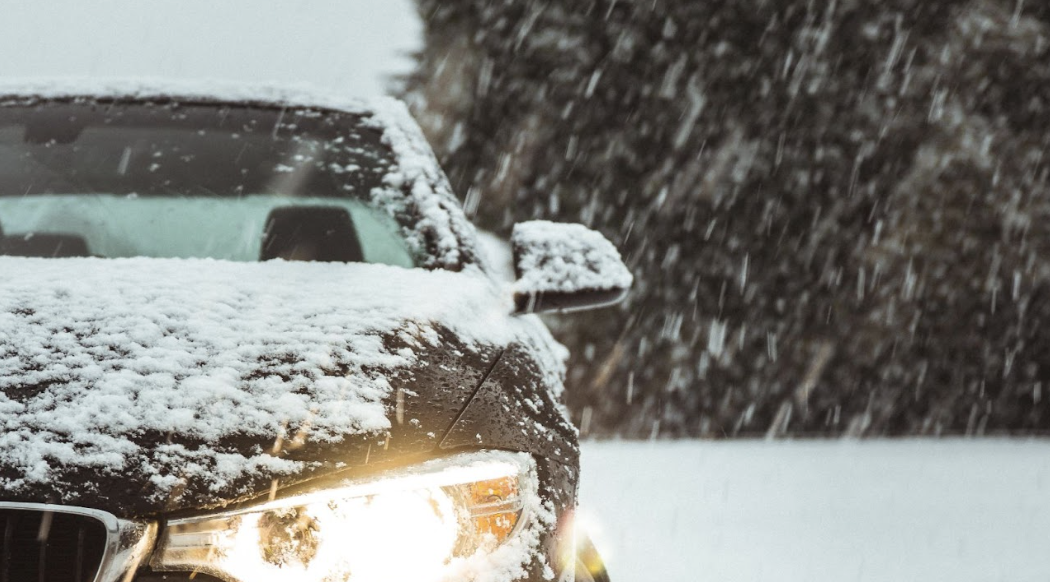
top-left (0, 205), bottom-right (369, 263)
top-left (259, 205), bottom-right (365, 262)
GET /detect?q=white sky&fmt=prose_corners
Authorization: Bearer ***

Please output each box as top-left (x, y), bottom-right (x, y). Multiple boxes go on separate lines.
top-left (0, 0), bottom-right (422, 98)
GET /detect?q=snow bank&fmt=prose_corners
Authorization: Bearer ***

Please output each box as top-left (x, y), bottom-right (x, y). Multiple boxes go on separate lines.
top-left (511, 221), bottom-right (632, 295)
top-left (0, 257), bottom-right (517, 497)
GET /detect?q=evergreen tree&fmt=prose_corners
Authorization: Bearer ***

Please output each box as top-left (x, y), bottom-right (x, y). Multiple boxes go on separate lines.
top-left (404, 0), bottom-right (1050, 437)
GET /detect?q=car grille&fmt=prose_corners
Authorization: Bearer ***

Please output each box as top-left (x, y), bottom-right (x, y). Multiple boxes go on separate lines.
top-left (0, 508), bottom-right (108, 582)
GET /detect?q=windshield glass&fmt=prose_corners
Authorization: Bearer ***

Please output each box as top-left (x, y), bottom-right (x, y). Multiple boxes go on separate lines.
top-left (0, 100), bottom-right (415, 266)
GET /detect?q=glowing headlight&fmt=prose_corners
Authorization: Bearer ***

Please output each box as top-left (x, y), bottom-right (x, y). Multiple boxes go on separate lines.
top-left (150, 451), bottom-right (537, 582)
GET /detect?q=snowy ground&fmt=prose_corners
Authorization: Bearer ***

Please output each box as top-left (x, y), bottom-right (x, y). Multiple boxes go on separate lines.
top-left (579, 440), bottom-right (1050, 582)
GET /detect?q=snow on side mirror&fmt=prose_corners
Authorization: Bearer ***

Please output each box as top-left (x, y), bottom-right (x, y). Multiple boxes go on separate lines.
top-left (511, 220), bottom-right (633, 314)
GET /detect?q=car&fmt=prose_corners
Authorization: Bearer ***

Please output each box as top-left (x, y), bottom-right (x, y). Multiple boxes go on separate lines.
top-left (0, 80), bottom-right (631, 582)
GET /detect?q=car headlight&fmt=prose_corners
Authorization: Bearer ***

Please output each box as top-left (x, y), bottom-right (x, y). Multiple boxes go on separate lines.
top-left (150, 451), bottom-right (538, 582)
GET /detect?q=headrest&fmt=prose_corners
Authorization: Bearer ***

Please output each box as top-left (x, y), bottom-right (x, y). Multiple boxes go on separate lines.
top-left (0, 233), bottom-right (91, 258)
top-left (260, 206), bottom-right (364, 263)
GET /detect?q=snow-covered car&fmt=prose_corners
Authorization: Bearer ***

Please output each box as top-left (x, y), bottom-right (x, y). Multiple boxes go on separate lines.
top-left (0, 81), bottom-right (631, 582)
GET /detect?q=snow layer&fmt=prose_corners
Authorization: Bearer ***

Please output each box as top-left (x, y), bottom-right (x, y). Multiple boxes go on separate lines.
top-left (511, 221), bottom-right (632, 295)
top-left (0, 257), bottom-right (520, 496)
top-left (0, 77), bottom-right (378, 117)
top-left (579, 440), bottom-right (1050, 582)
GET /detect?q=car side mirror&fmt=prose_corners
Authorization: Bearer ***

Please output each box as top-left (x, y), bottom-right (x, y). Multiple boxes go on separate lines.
top-left (511, 220), bottom-right (632, 314)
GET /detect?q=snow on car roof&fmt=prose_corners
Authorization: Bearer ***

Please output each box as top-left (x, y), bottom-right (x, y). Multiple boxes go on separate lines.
top-left (0, 77), bottom-right (376, 117)
top-left (0, 77), bottom-right (478, 271)
top-left (0, 257), bottom-right (534, 500)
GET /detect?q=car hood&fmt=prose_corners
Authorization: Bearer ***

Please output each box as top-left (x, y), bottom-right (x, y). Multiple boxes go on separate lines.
top-left (0, 257), bottom-right (567, 516)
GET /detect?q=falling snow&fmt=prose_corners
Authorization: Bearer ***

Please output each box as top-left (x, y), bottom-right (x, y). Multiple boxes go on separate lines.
top-left (406, 0), bottom-right (1050, 438)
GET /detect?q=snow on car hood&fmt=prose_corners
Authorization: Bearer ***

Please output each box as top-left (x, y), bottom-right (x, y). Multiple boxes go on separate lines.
top-left (0, 257), bottom-right (528, 507)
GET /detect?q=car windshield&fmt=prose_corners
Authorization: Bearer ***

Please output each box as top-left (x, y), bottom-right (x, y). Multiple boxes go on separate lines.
top-left (0, 99), bottom-right (415, 267)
